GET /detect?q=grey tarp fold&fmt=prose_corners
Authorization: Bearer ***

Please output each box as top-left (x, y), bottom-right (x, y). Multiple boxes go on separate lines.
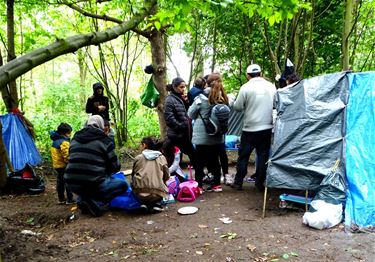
top-left (266, 72), bottom-right (348, 195)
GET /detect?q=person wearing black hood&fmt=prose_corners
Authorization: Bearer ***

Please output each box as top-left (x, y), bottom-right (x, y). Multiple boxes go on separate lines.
top-left (85, 82), bottom-right (110, 121)
top-left (64, 115), bottom-right (127, 217)
top-left (164, 77), bottom-right (197, 171)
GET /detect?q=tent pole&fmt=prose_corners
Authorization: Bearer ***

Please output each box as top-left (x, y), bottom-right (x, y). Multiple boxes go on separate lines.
top-left (262, 187), bottom-right (268, 218)
top-left (305, 190), bottom-right (308, 212)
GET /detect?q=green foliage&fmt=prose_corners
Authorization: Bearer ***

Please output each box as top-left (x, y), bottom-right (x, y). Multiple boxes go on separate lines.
top-left (30, 79), bottom-right (88, 159)
top-left (126, 97), bottom-right (160, 147)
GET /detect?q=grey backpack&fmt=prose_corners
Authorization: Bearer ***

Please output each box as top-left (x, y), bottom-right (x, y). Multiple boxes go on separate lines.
top-left (199, 104), bottom-right (230, 136)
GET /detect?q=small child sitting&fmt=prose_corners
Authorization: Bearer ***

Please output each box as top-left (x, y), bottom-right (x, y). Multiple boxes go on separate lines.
top-left (131, 136), bottom-right (170, 212)
top-left (50, 123), bottom-right (74, 204)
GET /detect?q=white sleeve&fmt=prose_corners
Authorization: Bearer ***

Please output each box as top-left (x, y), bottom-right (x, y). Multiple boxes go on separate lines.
top-left (169, 151), bottom-right (181, 174)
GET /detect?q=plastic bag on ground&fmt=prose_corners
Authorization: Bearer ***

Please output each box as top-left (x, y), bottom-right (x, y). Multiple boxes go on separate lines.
top-left (302, 200), bottom-right (343, 230)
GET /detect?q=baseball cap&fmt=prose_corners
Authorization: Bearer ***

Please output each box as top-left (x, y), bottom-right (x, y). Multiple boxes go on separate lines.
top-left (246, 64), bottom-right (261, 74)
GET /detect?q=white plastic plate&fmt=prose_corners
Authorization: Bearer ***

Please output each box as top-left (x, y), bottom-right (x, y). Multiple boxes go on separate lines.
top-left (177, 206), bottom-right (198, 215)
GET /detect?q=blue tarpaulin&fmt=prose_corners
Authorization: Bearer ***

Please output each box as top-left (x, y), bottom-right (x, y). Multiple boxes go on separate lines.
top-left (345, 72), bottom-right (375, 230)
top-left (0, 113), bottom-right (42, 171)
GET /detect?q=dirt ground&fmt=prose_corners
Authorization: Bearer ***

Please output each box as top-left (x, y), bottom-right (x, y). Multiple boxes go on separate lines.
top-left (0, 157), bottom-right (374, 262)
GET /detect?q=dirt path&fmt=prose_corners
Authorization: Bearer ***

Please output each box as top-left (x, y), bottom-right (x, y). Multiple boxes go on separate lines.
top-left (0, 164), bottom-right (374, 262)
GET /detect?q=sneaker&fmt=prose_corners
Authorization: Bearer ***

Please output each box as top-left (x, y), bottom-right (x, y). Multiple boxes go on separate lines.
top-left (197, 187), bottom-right (204, 195)
top-left (152, 203), bottom-right (164, 212)
top-left (206, 185), bottom-right (223, 192)
top-left (78, 200), bottom-right (103, 217)
top-left (202, 173), bottom-right (214, 184)
top-left (225, 174), bottom-right (234, 185)
top-left (65, 200), bottom-right (76, 205)
top-left (230, 183), bottom-right (243, 191)
top-left (58, 199), bottom-right (66, 205)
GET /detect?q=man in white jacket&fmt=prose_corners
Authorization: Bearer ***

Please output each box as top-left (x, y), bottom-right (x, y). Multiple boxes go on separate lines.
top-left (231, 64), bottom-right (276, 191)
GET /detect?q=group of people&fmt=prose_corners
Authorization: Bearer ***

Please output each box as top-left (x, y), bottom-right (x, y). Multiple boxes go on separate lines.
top-left (49, 64), bottom-right (298, 217)
top-left (164, 64), bottom-right (278, 193)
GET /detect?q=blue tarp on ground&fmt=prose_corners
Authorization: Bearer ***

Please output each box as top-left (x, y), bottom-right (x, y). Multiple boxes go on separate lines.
top-left (345, 72), bottom-right (375, 229)
top-left (0, 113), bottom-right (42, 171)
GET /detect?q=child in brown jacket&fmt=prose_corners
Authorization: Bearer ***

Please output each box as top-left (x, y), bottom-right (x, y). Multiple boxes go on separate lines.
top-left (131, 137), bottom-right (170, 212)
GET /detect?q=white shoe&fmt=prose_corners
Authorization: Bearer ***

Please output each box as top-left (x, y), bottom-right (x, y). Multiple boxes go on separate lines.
top-left (225, 174), bottom-right (234, 185)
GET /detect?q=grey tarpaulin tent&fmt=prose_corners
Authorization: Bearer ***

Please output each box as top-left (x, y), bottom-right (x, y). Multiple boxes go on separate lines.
top-left (266, 72), bottom-right (348, 204)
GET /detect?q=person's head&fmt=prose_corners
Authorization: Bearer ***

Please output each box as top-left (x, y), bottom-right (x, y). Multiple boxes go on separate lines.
top-left (141, 136), bottom-right (162, 151)
top-left (194, 77), bottom-right (206, 89)
top-left (207, 73), bottom-right (229, 105)
top-left (93, 82), bottom-right (104, 96)
top-left (286, 73), bottom-right (301, 85)
top-left (86, 115), bottom-right (105, 130)
top-left (166, 77), bottom-right (186, 94)
top-left (57, 123), bottom-right (72, 137)
top-left (246, 64), bottom-right (262, 79)
top-left (104, 119), bottom-right (110, 135)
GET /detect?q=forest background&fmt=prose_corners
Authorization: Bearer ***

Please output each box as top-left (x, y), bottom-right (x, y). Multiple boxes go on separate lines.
top-left (0, 0), bottom-right (374, 170)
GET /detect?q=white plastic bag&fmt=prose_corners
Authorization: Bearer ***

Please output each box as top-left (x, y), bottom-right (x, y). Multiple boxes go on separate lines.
top-left (302, 200), bottom-right (343, 230)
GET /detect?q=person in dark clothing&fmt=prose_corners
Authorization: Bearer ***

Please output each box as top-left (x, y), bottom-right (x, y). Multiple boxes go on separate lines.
top-left (85, 82), bottom-right (110, 121)
top-left (188, 77), bottom-right (206, 106)
top-left (164, 77), bottom-right (196, 170)
top-left (64, 115), bottom-right (127, 217)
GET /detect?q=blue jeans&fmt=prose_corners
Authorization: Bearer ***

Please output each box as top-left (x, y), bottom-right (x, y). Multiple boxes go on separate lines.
top-left (234, 129), bottom-right (272, 188)
top-left (68, 176), bottom-right (128, 203)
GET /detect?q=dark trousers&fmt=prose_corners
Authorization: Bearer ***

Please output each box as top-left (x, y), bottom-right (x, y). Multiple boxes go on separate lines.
top-left (219, 143), bottom-right (229, 175)
top-left (169, 136), bottom-right (197, 170)
top-left (55, 168), bottom-right (73, 202)
top-left (68, 176), bottom-right (128, 203)
top-left (195, 144), bottom-right (222, 187)
top-left (234, 129), bottom-right (272, 188)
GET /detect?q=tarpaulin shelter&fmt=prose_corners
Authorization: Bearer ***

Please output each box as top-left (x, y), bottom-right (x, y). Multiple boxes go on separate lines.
top-left (266, 71), bottom-right (374, 231)
top-left (0, 113), bottom-right (42, 171)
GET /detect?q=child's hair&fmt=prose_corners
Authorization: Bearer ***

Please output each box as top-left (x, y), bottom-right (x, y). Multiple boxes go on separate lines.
top-left (57, 123), bottom-right (72, 135)
top-left (104, 119), bottom-right (110, 127)
top-left (141, 136), bottom-right (163, 151)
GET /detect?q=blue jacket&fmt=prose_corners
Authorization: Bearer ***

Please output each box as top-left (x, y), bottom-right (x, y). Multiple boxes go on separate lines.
top-left (188, 86), bottom-right (204, 106)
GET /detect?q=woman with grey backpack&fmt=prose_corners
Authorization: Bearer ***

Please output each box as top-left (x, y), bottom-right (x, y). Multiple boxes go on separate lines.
top-left (188, 73), bottom-right (230, 193)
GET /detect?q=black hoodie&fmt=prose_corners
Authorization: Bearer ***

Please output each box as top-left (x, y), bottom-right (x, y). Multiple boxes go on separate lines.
top-left (85, 83), bottom-right (110, 120)
top-left (64, 127), bottom-right (120, 187)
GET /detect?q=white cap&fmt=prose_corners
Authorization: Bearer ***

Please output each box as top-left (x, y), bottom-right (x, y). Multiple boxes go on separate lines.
top-left (246, 64), bottom-right (261, 74)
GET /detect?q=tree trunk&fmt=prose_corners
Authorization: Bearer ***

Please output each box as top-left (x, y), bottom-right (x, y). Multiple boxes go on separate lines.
top-left (77, 49), bottom-right (87, 109)
top-left (0, 0), bottom-right (156, 90)
top-left (149, 30), bottom-right (167, 138)
top-left (1, 0), bottom-right (19, 111)
top-left (342, 0), bottom-right (355, 70)
top-left (211, 19), bottom-right (217, 73)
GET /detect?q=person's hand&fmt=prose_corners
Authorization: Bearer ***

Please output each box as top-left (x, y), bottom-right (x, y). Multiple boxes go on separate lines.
top-left (98, 105), bottom-right (106, 112)
top-left (181, 94), bottom-right (188, 101)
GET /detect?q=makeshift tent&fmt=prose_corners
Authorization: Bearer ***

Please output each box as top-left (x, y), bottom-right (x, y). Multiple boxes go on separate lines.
top-left (266, 71), bottom-right (375, 231)
top-left (0, 113), bottom-right (42, 171)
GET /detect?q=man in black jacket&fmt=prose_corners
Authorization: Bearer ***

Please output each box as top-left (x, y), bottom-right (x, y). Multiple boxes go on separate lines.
top-left (85, 82), bottom-right (110, 121)
top-left (65, 115), bottom-right (127, 216)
